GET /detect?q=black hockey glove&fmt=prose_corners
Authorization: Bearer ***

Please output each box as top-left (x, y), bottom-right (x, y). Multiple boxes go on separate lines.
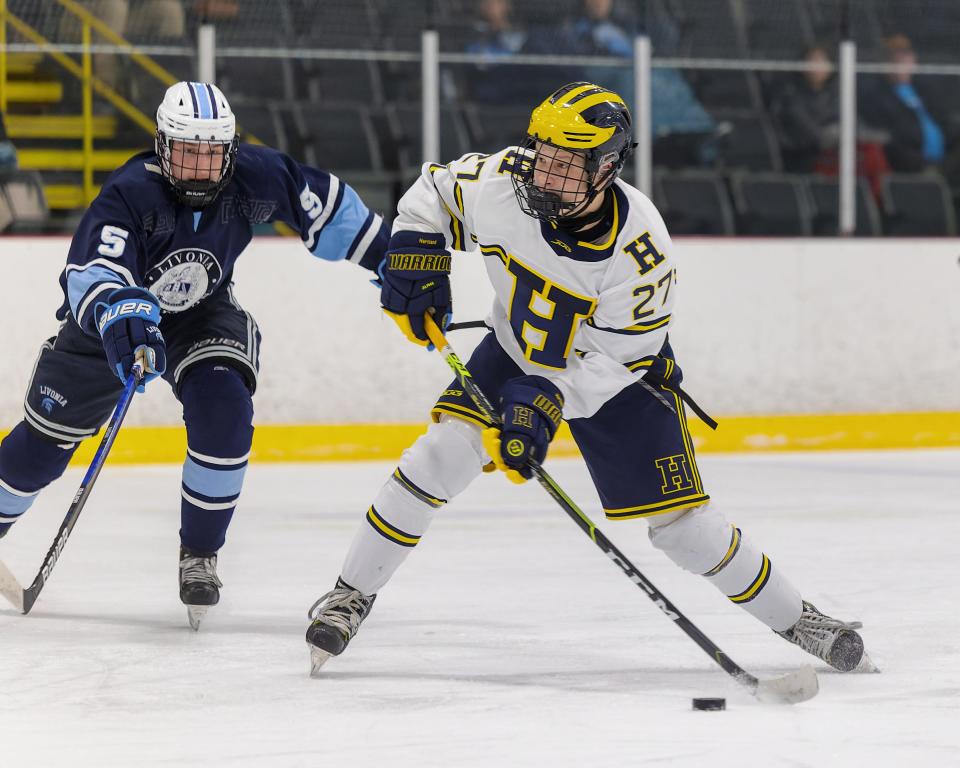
top-left (482, 375), bottom-right (564, 484)
top-left (95, 287), bottom-right (166, 392)
top-left (380, 230), bottom-right (452, 347)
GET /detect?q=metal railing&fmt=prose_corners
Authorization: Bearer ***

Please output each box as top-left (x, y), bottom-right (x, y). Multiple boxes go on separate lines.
top-left (0, 0), bottom-right (179, 204)
top-left (3, 3), bottom-right (960, 234)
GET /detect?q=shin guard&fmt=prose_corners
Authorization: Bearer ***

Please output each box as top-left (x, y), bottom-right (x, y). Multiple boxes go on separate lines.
top-left (648, 504), bottom-right (803, 632)
top-left (0, 422), bottom-right (76, 536)
top-left (179, 363), bottom-right (254, 553)
top-left (341, 416), bottom-right (486, 595)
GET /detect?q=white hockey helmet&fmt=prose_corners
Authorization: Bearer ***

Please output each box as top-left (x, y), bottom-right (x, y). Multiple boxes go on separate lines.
top-left (155, 81), bottom-right (239, 207)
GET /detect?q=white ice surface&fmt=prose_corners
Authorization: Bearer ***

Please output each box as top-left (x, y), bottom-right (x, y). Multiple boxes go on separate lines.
top-left (1, 451), bottom-right (958, 768)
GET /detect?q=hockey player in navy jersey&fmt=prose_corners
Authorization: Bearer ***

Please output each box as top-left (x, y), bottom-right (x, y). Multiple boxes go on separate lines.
top-left (305, 82), bottom-right (871, 674)
top-left (0, 82), bottom-right (388, 629)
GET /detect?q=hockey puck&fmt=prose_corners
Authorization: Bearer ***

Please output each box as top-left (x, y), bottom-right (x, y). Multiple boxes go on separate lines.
top-left (691, 697), bottom-right (726, 711)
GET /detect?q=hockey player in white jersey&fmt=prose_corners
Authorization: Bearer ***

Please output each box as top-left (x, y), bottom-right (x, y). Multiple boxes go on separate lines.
top-left (305, 82), bottom-right (869, 674)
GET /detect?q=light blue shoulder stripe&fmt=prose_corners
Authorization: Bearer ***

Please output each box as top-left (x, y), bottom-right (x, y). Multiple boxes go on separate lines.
top-left (312, 184), bottom-right (370, 261)
top-left (67, 264), bottom-right (127, 318)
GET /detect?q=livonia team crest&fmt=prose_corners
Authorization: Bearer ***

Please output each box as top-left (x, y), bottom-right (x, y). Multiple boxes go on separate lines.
top-left (145, 248), bottom-right (223, 311)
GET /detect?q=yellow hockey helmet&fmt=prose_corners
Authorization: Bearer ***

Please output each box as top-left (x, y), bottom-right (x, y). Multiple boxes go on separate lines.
top-left (512, 82), bottom-right (636, 222)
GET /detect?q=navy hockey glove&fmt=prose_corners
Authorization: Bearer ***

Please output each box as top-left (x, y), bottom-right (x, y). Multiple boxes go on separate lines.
top-left (641, 355), bottom-right (682, 389)
top-left (482, 376), bottom-right (564, 484)
top-left (380, 230), bottom-right (452, 347)
top-left (95, 287), bottom-right (166, 392)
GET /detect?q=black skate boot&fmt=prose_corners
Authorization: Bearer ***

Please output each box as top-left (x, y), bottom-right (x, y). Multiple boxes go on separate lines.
top-left (778, 601), bottom-right (871, 672)
top-left (179, 546), bottom-right (223, 631)
top-left (306, 577), bottom-right (376, 676)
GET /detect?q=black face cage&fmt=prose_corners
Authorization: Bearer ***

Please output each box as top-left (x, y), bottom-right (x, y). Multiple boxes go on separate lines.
top-left (155, 131), bottom-right (239, 208)
top-left (511, 137), bottom-right (621, 223)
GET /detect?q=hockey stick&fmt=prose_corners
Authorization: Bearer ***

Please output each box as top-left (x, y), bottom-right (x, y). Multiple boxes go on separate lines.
top-left (0, 364), bottom-right (144, 614)
top-left (422, 315), bottom-right (818, 704)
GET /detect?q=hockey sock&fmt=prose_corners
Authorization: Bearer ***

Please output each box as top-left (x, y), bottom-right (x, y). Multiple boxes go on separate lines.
top-left (179, 363), bottom-right (254, 553)
top-left (0, 422), bottom-right (76, 535)
top-left (648, 504), bottom-right (803, 632)
top-left (341, 417), bottom-right (486, 595)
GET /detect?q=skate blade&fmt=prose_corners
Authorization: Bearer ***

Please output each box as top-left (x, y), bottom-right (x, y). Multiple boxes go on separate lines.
top-left (308, 645), bottom-right (333, 678)
top-left (751, 665), bottom-right (819, 704)
top-left (854, 651), bottom-right (880, 673)
top-left (186, 605), bottom-right (207, 631)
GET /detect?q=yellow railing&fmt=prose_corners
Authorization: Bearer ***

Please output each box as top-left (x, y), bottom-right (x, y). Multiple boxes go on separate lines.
top-left (1, 4), bottom-right (175, 205)
top-left (0, 0), bottom-right (264, 212)
top-left (0, 0), bottom-right (7, 113)
top-left (81, 20), bottom-right (92, 200)
top-left (56, 0), bottom-right (182, 88)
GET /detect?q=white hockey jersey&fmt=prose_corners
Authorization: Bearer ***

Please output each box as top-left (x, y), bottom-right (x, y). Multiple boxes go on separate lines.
top-left (394, 147), bottom-right (678, 419)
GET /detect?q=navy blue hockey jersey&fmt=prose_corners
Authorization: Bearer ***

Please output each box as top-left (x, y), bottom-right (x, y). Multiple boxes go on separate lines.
top-left (58, 143), bottom-right (389, 334)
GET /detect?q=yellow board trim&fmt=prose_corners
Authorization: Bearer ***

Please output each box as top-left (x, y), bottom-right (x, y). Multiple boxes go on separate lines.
top-left (1, 411), bottom-right (957, 466)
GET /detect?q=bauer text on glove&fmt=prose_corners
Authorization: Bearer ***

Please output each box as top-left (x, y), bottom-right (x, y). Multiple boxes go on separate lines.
top-left (95, 286), bottom-right (166, 391)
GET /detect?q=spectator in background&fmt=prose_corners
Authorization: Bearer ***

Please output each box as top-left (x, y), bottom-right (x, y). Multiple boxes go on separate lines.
top-left (192, 0), bottom-right (237, 21)
top-left (562, 0), bottom-right (714, 167)
top-left (0, 113), bottom-right (17, 173)
top-left (58, 0), bottom-right (185, 92)
top-left (462, 0), bottom-right (571, 105)
top-left (562, 0), bottom-right (633, 100)
top-left (858, 35), bottom-right (949, 173)
top-left (650, 68), bottom-right (716, 167)
top-left (463, 0), bottom-right (530, 103)
top-left (769, 45), bottom-right (841, 172)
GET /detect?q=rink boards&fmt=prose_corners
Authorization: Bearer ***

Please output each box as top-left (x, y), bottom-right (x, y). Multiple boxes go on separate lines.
top-left (0, 236), bottom-right (957, 462)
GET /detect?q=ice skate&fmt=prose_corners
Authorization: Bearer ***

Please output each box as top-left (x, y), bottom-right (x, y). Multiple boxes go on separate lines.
top-left (778, 601), bottom-right (875, 672)
top-left (179, 546), bottom-right (222, 631)
top-left (306, 578), bottom-right (376, 676)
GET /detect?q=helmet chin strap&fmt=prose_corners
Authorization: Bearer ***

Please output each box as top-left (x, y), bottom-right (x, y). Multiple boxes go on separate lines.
top-left (553, 170), bottom-right (614, 230)
top-left (555, 188), bottom-right (612, 232)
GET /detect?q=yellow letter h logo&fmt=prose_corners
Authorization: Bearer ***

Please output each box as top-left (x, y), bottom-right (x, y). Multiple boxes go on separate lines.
top-left (655, 454), bottom-right (693, 494)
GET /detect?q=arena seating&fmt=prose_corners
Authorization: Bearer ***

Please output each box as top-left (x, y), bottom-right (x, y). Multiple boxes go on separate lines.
top-left (7, 0), bottom-right (960, 235)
